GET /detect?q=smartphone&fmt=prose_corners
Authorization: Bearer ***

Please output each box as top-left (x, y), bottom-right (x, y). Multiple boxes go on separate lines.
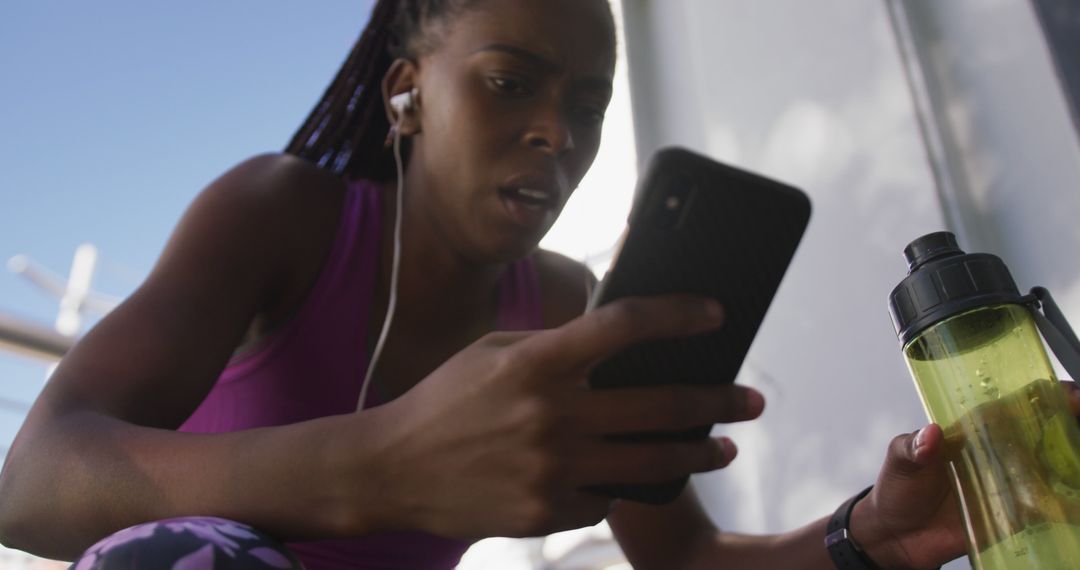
top-left (587, 147), bottom-right (811, 504)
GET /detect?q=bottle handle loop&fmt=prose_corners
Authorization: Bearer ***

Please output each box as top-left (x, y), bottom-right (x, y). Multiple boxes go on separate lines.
top-left (1028, 287), bottom-right (1080, 381)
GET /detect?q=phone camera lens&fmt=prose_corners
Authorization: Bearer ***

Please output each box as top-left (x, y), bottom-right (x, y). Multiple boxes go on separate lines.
top-left (651, 174), bottom-right (695, 231)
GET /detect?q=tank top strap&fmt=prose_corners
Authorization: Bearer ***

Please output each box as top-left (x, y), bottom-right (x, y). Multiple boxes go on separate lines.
top-left (287, 179), bottom-right (380, 320)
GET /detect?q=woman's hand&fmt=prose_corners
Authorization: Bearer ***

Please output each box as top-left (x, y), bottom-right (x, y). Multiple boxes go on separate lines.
top-left (360, 295), bottom-right (765, 540)
top-left (851, 380), bottom-right (1080, 569)
top-left (849, 423), bottom-right (963, 569)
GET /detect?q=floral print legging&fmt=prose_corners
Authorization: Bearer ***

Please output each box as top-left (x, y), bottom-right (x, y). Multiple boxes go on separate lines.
top-left (69, 517), bottom-right (303, 569)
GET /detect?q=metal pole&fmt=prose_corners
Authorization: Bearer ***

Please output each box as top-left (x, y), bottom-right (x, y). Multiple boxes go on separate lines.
top-left (883, 0), bottom-right (976, 246)
top-left (0, 311), bottom-right (72, 362)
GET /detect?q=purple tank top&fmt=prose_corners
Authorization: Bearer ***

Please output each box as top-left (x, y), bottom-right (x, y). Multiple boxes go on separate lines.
top-left (180, 180), bottom-right (544, 569)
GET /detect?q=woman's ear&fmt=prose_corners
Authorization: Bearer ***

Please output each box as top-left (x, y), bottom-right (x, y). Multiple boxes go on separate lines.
top-left (382, 58), bottom-right (422, 136)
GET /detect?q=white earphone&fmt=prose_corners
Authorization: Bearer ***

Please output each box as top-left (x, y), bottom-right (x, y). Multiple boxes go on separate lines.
top-left (389, 87), bottom-right (419, 116)
top-left (357, 86), bottom-right (420, 411)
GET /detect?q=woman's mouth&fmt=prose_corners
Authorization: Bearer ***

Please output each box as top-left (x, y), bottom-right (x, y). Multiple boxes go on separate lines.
top-left (500, 186), bottom-right (555, 208)
top-left (498, 185), bottom-right (559, 228)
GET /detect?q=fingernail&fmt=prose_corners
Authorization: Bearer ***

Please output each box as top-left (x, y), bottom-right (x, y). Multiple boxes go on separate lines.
top-left (912, 427), bottom-right (926, 454)
top-left (704, 299), bottom-right (724, 321)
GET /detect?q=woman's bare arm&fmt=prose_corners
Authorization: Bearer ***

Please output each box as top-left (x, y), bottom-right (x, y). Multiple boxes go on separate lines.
top-left (0, 153), bottom-right (379, 558)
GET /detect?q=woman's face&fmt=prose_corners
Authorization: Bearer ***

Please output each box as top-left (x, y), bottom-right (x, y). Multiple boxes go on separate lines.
top-left (407, 0), bottom-right (616, 263)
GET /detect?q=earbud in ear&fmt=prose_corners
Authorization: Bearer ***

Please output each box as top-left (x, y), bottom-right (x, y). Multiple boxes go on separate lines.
top-left (389, 88), bottom-right (420, 116)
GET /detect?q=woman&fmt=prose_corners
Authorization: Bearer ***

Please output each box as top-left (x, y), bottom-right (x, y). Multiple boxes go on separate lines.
top-left (0, 0), bottom-right (1048, 568)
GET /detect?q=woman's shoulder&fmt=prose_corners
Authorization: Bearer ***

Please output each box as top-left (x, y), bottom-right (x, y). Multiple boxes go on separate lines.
top-left (205, 152), bottom-right (347, 209)
top-left (532, 249), bottom-right (596, 328)
top-left (176, 153), bottom-right (353, 322)
top-left (190, 153), bottom-right (348, 255)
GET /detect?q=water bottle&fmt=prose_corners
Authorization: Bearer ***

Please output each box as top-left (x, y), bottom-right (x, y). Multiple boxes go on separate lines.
top-left (888, 231), bottom-right (1080, 569)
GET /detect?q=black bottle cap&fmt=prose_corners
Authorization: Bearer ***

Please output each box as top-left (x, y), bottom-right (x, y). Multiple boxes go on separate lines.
top-left (889, 232), bottom-right (1023, 345)
top-left (903, 231), bottom-right (962, 271)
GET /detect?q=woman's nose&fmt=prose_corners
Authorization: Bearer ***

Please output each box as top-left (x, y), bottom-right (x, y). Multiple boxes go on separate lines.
top-left (524, 108), bottom-right (575, 155)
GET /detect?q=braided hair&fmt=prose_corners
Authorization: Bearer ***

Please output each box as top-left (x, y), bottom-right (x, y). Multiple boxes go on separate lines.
top-left (284, 0), bottom-right (473, 181)
top-left (285, 0), bottom-right (615, 182)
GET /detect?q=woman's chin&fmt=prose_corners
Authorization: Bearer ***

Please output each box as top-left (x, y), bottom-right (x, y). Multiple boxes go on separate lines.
top-left (470, 228), bottom-right (548, 265)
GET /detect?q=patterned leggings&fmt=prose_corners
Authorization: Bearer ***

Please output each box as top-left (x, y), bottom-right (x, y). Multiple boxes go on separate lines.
top-left (70, 517), bottom-right (303, 569)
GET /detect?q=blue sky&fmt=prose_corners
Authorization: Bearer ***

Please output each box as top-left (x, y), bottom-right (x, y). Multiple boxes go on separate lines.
top-left (0, 1), bottom-right (375, 456)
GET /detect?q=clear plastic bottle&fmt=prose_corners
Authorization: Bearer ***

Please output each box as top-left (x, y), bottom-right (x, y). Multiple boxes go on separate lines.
top-left (890, 232), bottom-right (1080, 569)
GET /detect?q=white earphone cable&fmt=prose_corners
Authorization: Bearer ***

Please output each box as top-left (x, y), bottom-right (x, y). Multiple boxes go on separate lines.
top-left (357, 115), bottom-right (407, 411)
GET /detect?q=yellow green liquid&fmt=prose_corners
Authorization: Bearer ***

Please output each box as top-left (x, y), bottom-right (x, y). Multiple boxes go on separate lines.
top-left (906, 305), bottom-right (1080, 569)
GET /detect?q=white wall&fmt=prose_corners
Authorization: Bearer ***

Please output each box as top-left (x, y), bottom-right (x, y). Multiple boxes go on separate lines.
top-left (621, 2), bottom-right (1080, 569)
top-left (621, 0), bottom-right (954, 564)
top-left (890, 0), bottom-right (1080, 326)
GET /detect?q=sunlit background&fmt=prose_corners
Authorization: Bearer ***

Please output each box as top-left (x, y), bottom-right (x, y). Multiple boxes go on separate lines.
top-left (3, 1), bottom-right (1079, 568)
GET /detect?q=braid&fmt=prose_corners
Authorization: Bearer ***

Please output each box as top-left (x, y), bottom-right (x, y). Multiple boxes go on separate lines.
top-left (283, 0), bottom-right (468, 181)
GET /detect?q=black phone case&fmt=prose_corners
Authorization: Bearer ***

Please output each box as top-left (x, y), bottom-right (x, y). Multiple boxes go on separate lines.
top-left (587, 147), bottom-right (811, 504)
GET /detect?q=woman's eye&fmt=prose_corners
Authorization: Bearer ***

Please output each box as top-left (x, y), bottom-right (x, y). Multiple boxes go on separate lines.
top-left (574, 106), bottom-right (606, 125)
top-left (490, 76), bottom-right (530, 95)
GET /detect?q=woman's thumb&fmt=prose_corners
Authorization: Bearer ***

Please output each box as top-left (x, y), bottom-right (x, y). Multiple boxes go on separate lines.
top-left (885, 424), bottom-right (942, 476)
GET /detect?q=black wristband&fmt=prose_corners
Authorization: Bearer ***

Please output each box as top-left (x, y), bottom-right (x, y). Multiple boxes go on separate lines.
top-left (825, 486), bottom-right (881, 570)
